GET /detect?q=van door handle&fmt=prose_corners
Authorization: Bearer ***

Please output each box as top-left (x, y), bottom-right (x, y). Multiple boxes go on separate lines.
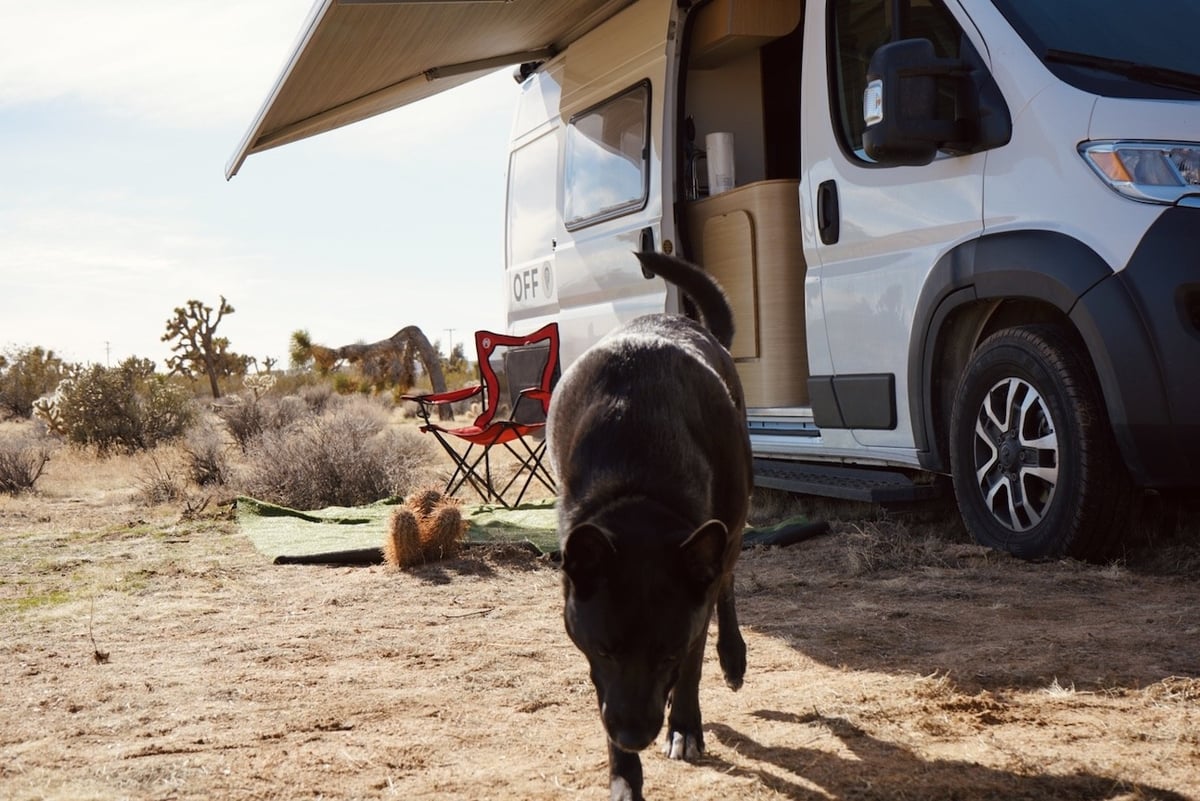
top-left (639, 227), bottom-right (655, 278)
top-left (817, 180), bottom-right (840, 245)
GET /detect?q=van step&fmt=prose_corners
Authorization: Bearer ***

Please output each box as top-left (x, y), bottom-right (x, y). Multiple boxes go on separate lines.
top-left (752, 458), bottom-right (942, 504)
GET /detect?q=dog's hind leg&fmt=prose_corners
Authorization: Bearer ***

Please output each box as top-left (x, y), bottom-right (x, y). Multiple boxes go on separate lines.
top-left (715, 575), bottom-right (747, 691)
top-left (608, 743), bottom-right (644, 801)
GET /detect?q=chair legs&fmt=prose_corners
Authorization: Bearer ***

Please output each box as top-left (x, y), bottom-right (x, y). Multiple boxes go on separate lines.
top-left (493, 436), bottom-right (556, 508)
top-left (427, 426), bottom-right (555, 509)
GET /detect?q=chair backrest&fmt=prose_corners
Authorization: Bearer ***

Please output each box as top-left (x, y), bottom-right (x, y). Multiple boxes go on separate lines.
top-left (472, 322), bottom-right (560, 427)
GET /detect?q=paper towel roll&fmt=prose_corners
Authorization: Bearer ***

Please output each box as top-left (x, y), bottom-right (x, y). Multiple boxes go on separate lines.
top-left (705, 132), bottom-right (735, 195)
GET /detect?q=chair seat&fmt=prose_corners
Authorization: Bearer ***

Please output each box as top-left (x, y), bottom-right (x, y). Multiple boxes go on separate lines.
top-left (422, 421), bottom-right (544, 446)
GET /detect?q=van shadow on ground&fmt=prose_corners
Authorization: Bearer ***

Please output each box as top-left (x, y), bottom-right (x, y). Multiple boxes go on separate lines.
top-left (701, 711), bottom-right (1189, 801)
top-left (732, 527), bottom-right (1200, 693)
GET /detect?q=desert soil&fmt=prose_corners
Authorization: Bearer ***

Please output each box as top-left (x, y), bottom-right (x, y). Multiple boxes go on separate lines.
top-left (1, 447), bottom-right (1198, 801)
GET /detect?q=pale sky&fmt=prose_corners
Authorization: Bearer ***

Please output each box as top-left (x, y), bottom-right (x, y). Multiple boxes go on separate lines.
top-left (0, 0), bottom-right (520, 370)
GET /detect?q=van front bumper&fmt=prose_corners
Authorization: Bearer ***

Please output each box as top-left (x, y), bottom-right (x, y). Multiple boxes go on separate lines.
top-left (1072, 206), bottom-right (1200, 489)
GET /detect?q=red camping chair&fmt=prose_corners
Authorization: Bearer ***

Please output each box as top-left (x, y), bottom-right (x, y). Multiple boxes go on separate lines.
top-left (402, 323), bottom-right (560, 508)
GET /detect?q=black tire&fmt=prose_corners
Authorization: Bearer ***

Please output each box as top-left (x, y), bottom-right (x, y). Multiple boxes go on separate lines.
top-left (948, 324), bottom-right (1134, 561)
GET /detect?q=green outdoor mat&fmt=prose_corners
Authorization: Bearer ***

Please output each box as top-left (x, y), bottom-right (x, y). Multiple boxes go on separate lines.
top-left (237, 496), bottom-right (560, 563)
top-left (237, 495), bottom-right (827, 566)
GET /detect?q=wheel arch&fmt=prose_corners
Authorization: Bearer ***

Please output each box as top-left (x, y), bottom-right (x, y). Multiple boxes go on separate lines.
top-left (909, 230), bottom-right (1115, 474)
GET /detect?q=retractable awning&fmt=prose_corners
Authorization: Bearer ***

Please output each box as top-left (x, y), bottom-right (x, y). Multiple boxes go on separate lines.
top-left (226, 0), bottom-right (636, 179)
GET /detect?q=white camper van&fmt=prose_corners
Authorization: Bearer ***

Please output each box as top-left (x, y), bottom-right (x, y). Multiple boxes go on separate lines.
top-left (230, 0), bottom-right (1200, 560)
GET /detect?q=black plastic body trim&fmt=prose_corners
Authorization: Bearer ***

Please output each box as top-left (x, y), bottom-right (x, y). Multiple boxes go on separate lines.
top-left (1079, 208), bottom-right (1200, 486)
top-left (809, 376), bottom-right (844, 428)
top-left (909, 215), bottom-right (1200, 488)
top-left (810, 373), bottom-right (896, 430)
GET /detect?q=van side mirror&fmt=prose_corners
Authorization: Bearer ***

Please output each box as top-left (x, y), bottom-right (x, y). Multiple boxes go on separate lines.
top-left (862, 39), bottom-right (962, 166)
top-left (863, 38), bottom-right (1011, 166)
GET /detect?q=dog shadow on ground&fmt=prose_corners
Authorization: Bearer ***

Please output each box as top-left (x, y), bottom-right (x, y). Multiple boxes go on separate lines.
top-left (702, 711), bottom-right (1188, 801)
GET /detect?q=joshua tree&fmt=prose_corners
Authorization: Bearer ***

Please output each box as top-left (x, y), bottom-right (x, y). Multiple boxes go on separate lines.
top-left (162, 297), bottom-right (243, 399)
top-left (291, 326), bottom-right (453, 421)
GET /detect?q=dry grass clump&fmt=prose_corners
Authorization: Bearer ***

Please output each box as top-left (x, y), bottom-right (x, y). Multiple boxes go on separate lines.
top-left (135, 451), bottom-right (190, 505)
top-left (840, 512), bottom-right (977, 575)
top-left (383, 489), bottom-right (468, 568)
top-left (748, 487), bottom-right (869, 528)
top-left (1144, 676), bottom-right (1200, 703)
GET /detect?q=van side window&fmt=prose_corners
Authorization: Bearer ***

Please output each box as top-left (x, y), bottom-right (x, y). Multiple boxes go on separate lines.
top-left (830, 0), bottom-right (963, 161)
top-left (564, 82), bottom-right (650, 229)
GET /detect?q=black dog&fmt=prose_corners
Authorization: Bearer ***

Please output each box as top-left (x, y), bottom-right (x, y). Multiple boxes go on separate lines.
top-left (547, 251), bottom-right (752, 801)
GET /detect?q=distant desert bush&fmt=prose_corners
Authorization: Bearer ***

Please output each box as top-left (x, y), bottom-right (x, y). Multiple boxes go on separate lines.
top-left (236, 394), bottom-right (436, 510)
top-left (216, 386), bottom-right (307, 453)
top-left (0, 345), bottom-right (75, 420)
top-left (37, 359), bottom-right (195, 454)
top-left (0, 425), bottom-right (56, 495)
top-left (182, 417), bottom-right (234, 487)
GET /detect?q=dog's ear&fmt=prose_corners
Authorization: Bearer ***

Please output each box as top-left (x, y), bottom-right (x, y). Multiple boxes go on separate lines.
top-left (679, 520), bottom-right (728, 589)
top-left (561, 523), bottom-right (615, 598)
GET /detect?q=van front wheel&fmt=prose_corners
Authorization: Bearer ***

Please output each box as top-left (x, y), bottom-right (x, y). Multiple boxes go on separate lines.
top-left (948, 324), bottom-right (1132, 561)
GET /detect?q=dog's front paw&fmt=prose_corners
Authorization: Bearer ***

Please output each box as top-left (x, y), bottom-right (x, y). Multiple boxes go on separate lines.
top-left (663, 729), bottom-right (704, 761)
top-left (610, 776), bottom-right (644, 801)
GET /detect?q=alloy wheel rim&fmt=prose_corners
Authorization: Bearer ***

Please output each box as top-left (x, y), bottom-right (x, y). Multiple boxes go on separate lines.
top-left (972, 377), bottom-right (1059, 532)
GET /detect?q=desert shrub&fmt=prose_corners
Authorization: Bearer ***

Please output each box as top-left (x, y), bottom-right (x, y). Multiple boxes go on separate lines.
top-left (215, 397), bottom-right (265, 451)
top-left (0, 429), bottom-right (55, 494)
top-left (183, 420), bottom-right (233, 487)
top-left (52, 359), bottom-right (196, 454)
top-left (260, 369), bottom-right (322, 399)
top-left (0, 346), bottom-right (76, 420)
top-left (217, 391), bottom-right (308, 452)
top-left (238, 395), bottom-right (436, 509)
top-left (330, 372), bottom-right (367, 395)
top-left (140, 376), bottom-right (197, 446)
top-left (297, 382), bottom-right (334, 414)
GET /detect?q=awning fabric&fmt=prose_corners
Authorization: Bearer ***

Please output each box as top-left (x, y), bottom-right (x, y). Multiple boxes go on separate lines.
top-left (226, 0), bottom-right (635, 179)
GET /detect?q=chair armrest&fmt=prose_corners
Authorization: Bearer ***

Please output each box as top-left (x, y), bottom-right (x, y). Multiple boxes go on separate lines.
top-left (510, 386), bottom-right (552, 422)
top-left (401, 385), bottom-right (482, 423)
top-left (519, 387), bottom-right (552, 408)
top-left (401, 385), bottom-right (482, 405)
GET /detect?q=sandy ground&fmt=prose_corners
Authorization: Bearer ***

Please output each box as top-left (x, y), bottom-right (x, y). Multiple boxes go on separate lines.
top-left (1, 448), bottom-right (1198, 801)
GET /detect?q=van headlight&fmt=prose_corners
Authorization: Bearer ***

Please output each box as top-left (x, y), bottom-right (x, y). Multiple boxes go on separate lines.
top-left (1081, 141), bottom-right (1200, 205)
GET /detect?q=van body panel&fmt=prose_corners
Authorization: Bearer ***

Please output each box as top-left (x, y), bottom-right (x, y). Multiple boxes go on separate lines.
top-left (543, 0), bottom-right (674, 367)
top-left (506, 112), bottom-right (563, 331)
top-left (1089, 97), bottom-right (1200, 143)
top-left (981, 83), bottom-right (1163, 273)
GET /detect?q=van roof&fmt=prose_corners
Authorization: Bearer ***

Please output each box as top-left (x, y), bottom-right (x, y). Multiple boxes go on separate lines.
top-left (226, 0), bottom-right (636, 179)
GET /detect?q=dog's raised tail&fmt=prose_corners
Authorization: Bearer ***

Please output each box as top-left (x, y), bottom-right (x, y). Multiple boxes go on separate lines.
top-left (635, 251), bottom-right (735, 350)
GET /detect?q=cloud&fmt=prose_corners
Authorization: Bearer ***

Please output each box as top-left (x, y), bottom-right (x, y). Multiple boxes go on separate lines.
top-left (0, 0), bottom-right (314, 127)
top-left (0, 196), bottom-right (251, 295)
